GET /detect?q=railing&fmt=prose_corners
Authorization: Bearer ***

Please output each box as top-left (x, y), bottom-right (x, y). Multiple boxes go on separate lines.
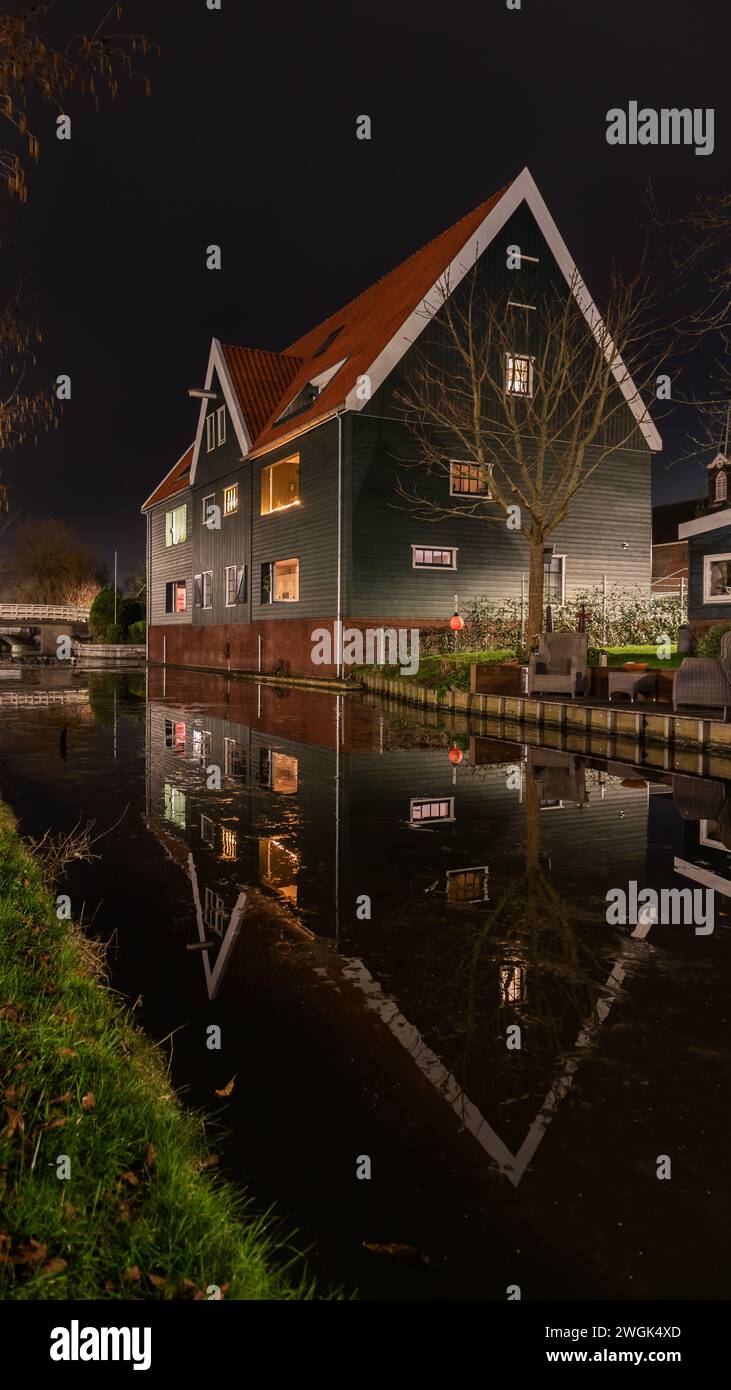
top-left (0, 603), bottom-right (91, 621)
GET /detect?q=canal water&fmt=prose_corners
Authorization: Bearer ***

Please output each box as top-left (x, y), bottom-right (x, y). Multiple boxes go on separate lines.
top-left (0, 667), bottom-right (729, 1300)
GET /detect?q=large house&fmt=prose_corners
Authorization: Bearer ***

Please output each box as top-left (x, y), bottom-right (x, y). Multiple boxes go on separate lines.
top-left (142, 167), bottom-right (659, 678)
top-left (678, 450), bottom-right (731, 626)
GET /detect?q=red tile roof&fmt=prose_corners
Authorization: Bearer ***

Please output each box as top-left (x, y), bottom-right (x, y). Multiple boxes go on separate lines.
top-left (249, 180), bottom-right (511, 452)
top-left (142, 444), bottom-right (193, 511)
top-left (220, 344), bottom-right (302, 443)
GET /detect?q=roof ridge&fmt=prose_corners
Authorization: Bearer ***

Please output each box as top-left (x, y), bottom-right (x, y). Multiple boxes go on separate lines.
top-left (284, 180), bottom-right (512, 354)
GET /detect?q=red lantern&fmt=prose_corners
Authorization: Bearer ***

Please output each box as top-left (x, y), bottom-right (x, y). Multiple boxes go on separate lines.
top-left (448, 745), bottom-right (463, 765)
top-left (450, 612), bottom-right (464, 631)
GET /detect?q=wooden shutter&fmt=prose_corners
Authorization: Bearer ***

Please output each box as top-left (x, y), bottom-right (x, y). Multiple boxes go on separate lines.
top-left (260, 563), bottom-right (271, 604)
top-left (235, 566), bottom-right (247, 603)
top-left (194, 574), bottom-right (203, 607)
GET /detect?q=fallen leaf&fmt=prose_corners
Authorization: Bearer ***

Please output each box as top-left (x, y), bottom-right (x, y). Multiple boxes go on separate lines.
top-left (40, 1257), bottom-right (68, 1276)
top-left (147, 1273), bottom-right (166, 1288)
top-left (0, 1005), bottom-right (20, 1021)
top-left (362, 1241), bottom-right (433, 1265)
top-left (197, 1154), bottom-right (219, 1170)
top-left (59, 1048), bottom-right (77, 1058)
top-left (81, 1093), bottom-right (96, 1112)
top-left (48, 1092), bottom-right (73, 1106)
top-left (62, 1201), bottom-right (79, 1220)
top-left (120, 1170), bottom-right (139, 1186)
top-left (178, 1278), bottom-right (197, 1296)
top-left (43, 1117), bottom-right (67, 1131)
top-left (123, 1265), bottom-right (140, 1283)
top-left (214, 1075), bottom-right (237, 1098)
top-left (117, 1201), bottom-right (131, 1221)
top-left (2, 1107), bottom-right (24, 1139)
top-left (145, 1143), bottom-right (156, 1169)
top-left (13, 1239), bottom-right (47, 1266)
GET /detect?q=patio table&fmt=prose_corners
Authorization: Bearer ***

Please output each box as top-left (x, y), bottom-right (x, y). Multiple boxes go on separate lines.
top-left (608, 669), bottom-right (658, 702)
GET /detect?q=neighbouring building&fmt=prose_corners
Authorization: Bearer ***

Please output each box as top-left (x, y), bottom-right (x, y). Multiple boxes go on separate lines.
top-left (678, 452), bottom-right (731, 628)
top-left (142, 167), bottom-right (660, 678)
top-left (651, 499), bottom-right (701, 598)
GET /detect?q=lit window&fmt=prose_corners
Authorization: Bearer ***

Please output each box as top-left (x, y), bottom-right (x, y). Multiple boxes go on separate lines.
top-left (412, 546), bottom-right (457, 569)
top-left (216, 405), bottom-right (226, 446)
top-left (505, 353), bottom-right (534, 396)
top-left (260, 455), bottom-right (300, 515)
top-left (206, 414), bottom-right (215, 452)
top-left (165, 504), bottom-right (187, 547)
top-left (202, 494), bottom-right (215, 525)
top-left (200, 814), bottom-right (215, 846)
top-left (261, 558), bottom-right (299, 603)
top-left (259, 836), bottom-right (298, 903)
top-left (192, 728), bottom-right (211, 765)
top-left (163, 782), bottom-right (186, 829)
top-left (716, 471), bottom-right (727, 502)
top-left (704, 553), bottom-right (731, 604)
top-left (410, 797), bottom-right (455, 825)
top-left (165, 580), bottom-right (187, 614)
top-left (223, 483), bottom-right (238, 515)
top-left (164, 719), bottom-right (186, 751)
top-left (499, 962), bottom-right (526, 1004)
top-left (224, 737), bottom-right (245, 777)
top-left (446, 867), bottom-right (489, 903)
top-left (450, 461), bottom-right (491, 497)
top-left (220, 826), bottom-right (237, 861)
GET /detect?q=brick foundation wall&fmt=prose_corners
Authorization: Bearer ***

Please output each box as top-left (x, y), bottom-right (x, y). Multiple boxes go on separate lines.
top-left (148, 616), bottom-right (451, 680)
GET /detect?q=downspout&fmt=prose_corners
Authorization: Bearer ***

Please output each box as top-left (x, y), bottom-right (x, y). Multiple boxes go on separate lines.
top-left (336, 409), bottom-right (344, 678)
top-left (145, 509), bottom-right (150, 664)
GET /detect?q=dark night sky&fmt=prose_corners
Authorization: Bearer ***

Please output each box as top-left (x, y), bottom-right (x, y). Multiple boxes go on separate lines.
top-left (2, 0), bottom-right (730, 579)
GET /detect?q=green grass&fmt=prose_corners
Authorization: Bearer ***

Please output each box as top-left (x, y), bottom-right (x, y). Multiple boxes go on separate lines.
top-left (592, 644), bottom-right (682, 670)
top-left (0, 803), bottom-right (317, 1301)
top-left (358, 642), bottom-right (682, 693)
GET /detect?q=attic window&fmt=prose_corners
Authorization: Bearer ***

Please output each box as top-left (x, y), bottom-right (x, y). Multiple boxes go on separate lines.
top-left (277, 381), bottom-right (321, 424)
top-left (312, 326), bottom-right (343, 358)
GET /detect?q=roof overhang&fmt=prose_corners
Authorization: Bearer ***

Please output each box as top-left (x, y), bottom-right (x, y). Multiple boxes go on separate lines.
top-left (189, 338), bottom-right (252, 485)
top-left (679, 508), bottom-right (731, 539)
top-left (140, 443), bottom-right (194, 513)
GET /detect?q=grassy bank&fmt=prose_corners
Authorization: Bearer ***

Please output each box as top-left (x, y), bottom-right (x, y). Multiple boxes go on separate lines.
top-left (0, 803), bottom-right (313, 1300)
top-left (357, 643), bottom-right (681, 694)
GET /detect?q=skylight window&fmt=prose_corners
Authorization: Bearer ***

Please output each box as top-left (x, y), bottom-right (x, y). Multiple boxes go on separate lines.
top-left (312, 326), bottom-right (343, 358)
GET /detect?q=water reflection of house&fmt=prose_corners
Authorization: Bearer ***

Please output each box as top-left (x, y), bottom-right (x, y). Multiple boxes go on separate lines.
top-left (144, 672), bottom-right (662, 1183)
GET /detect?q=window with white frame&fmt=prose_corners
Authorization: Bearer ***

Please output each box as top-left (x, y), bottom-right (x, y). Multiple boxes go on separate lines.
top-left (217, 404), bottom-right (226, 445)
top-left (165, 579), bottom-right (187, 614)
top-left (203, 887), bottom-right (227, 935)
top-left (205, 414), bottom-right (215, 452)
top-left (225, 565), bottom-right (238, 606)
top-left (412, 546), bottom-right (457, 569)
top-left (164, 719), bottom-right (186, 751)
top-left (202, 494), bottom-right (215, 525)
top-left (505, 353), bottom-right (534, 396)
top-left (716, 471), bottom-right (728, 502)
top-left (200, 814), bottom-right (215, 847)
top-left (446, 866), bottom-right (489, 903)
top-left (163, 782), bottom-right (186, 829)
top-left (449, 460), bottom-right (492, 497)
top-left (165, 503), bottom-right (187, 547)
top-left (192, 728), bottom-right (211, 765)
top-left (410, 797), bottom-right (455, 825)
top-left (194, 571), bottom-right (213, 608)
top-left (544, 553), bottom-right (565, 602)
top-left (224, 737), bottom-right (246, 778)
top-left (260, 558), bottom-right (299, 602)
top-left (224, 482), bottom-right (238, 515)
top-left (704, 553), bottom-right (731, 603)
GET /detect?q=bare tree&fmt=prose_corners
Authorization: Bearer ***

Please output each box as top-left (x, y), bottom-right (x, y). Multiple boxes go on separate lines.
top-left (2, 515), bottom-right (103, 602)
top-left (396, 252), bottom-right (678, 647)
top-left (0, 4), bottom-right (155, 466)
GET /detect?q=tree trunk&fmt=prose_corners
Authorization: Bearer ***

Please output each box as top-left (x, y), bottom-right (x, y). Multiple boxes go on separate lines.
top-left (526, 533), bottom-right (545, 651)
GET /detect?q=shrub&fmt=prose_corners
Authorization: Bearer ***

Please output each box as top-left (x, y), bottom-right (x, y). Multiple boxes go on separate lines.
top-left (696, 623), bottom-right (731, 658)
top-left (428, 586), bottom-right (685, 654)
top-left (89, 585), bottom-right (116, 640)
top-left (126, 619), bottom-right (145, 644)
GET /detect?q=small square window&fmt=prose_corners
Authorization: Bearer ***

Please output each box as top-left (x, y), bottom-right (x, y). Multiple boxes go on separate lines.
top-left (223, 483), bottom-right (238, 516)
top-left (449, 461), bottom-right (491, 498)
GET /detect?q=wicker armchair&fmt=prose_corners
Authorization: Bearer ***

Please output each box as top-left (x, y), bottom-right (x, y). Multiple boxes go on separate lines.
top-left (673, 631), bottom-right (731, 718)
top-left (526, 632), bottom-right (588, 698)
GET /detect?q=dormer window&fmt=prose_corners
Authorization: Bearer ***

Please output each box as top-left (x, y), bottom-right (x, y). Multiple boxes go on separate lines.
top-left (716, 471), bottom-right (727, 503)
top-left (312, 325), bottom-right (343, 358)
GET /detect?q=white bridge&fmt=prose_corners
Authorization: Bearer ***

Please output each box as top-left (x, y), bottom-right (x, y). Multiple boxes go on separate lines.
top-left (0, 603), bottom-right (91, 622)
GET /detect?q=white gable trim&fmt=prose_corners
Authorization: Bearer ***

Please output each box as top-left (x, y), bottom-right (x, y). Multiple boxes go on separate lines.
top-left (707, 451), bottom-right (729, 471)
top-left (679, 507), bottom-right (731, 539)
top-left (141, 442), bottom-right (194, 513)
top-left (190, 338), bottom-right (252, 485)
top-left (345, 166), bottom-right (662, 452)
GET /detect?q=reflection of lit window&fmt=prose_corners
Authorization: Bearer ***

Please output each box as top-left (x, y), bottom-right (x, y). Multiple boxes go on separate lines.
top-left (220, 826), bottom-right (237, 861)
top-left (447, 866), bottom-right (489, 903)
top-left (259, 836), bottom-right (298, 903)
top-left (164, 719), bottom-right (186, 751)
top-left (410, 797), bottom-right (455, 825)
top-left (192, 729), bottom-right (211, 765)
top-left (200, 814), bottom-right (215, 846)
top-left (505, 353), bottom-right (533, 396)
top-left (203, 887), bottom-right (226, 936)
top-left (499, 962), bottom-right (526, 1004)
top-left (260, 749), bottom-right (298, 794)
top-left (163, 782), bottom-right (186, 829)
top-left (224, 738), bottom-right (246, 778)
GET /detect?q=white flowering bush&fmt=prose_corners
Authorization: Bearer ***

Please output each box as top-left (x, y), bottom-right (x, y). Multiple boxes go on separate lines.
top-left (429, 587), bottom-right (685, 654)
